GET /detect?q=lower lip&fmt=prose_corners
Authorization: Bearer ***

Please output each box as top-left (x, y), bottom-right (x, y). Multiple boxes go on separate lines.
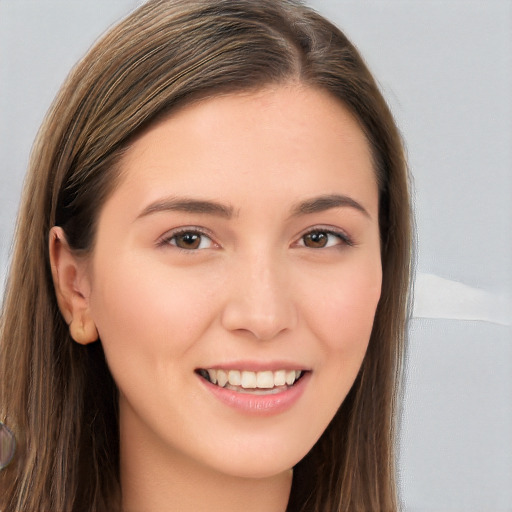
top-left (199, 372), bottom-right (310, 415)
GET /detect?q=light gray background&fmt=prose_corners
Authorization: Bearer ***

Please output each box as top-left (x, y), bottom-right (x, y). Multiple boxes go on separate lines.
top-left (1, 1), bottom-right (511, 511)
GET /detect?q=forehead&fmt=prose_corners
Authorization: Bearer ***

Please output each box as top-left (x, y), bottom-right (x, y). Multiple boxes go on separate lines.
top-left (110, 84), bottom-right (377, 218)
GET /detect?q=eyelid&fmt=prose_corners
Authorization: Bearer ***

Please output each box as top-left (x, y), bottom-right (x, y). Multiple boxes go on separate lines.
top-left (156, 225), bottom-right (354, 250)
top-left (157, 226), bottom-right (218, 250)
top-left (294, 225), bottom-right (355, 248)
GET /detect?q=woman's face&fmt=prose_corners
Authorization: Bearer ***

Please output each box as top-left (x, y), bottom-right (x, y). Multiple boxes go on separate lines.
top-left (84, 85), bottom-right (381, 479)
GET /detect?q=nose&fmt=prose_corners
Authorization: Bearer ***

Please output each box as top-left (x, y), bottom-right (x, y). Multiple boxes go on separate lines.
top-left (220, 252), bottom-right (297, 341)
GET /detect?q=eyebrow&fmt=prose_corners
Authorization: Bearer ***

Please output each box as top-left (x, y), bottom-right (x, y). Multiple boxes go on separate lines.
top-left (291, 194), bottom-right (371, 219)
top-left (137, 197), bottom-right (235, 219)
top-left (136, 193), bottom-right (370, 221)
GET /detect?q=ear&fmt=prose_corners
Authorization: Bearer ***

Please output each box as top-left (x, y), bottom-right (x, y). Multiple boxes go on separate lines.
top-left (49, 226), bottom-right (99, 345)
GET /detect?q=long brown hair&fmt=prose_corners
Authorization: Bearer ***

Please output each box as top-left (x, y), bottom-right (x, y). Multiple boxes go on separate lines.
top-left (0, 1), bottom-right (412, 510)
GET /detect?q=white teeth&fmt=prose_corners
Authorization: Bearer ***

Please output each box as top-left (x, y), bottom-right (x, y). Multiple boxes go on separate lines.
top-left (228, 370), bottom-right (241, 386)
top-left (202, 368), bottom-right (304, 390)
top-left (256, 371), bottom-right (274, 389)
top-left (216, 369), bottom-right (228, 387)
top-left (274, 370), bottom-right (286, 386)
top-left (285, 370), bottom-right (296, 385)
top-left (241, 371), bottom-right (257, 389)
top-left (207, 369), bottom-right (217, 385)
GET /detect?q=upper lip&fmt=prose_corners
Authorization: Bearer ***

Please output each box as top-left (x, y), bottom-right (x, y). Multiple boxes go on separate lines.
top-left (196, 360), bottom-right (310, 372)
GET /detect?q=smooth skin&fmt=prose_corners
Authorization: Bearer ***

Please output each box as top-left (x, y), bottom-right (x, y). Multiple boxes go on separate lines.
top-left (50, 84), bottom-right (382, 512)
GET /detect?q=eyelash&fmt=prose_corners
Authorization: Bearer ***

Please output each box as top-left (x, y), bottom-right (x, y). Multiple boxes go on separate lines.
top-left (158, 227), bottom-right (216, 251)
top-left (157, 226), bottom-right (354, 251)
top-left (297, 227), bottom-right (354, 249)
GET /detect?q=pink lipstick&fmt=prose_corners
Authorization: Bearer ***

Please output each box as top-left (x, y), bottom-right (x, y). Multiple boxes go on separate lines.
top-left (196, 367), bottom-right (309, 415)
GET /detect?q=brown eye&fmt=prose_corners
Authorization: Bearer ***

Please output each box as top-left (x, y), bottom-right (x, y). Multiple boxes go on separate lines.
top-left (168, 231), bottom-right (213, 250)
top-left (175, 233), bottom-right (201, 249)
top-left (300, 230), bottom-right (350, 249)
top-left (303, 231), bottom-right (329, 248)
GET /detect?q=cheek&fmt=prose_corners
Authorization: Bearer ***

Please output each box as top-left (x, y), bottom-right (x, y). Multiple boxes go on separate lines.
top-left (306, 258), bottom-right (382, 355)
top-left (88, 256), bottom-right (219, 366)
top-left (294, 259), bottom-right (381, 446)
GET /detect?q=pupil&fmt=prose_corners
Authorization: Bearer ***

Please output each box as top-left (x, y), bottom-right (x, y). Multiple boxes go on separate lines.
top-left (306, 232), bottom-right (327, 248)
top-left (178, 233), bottom-right (200, 249)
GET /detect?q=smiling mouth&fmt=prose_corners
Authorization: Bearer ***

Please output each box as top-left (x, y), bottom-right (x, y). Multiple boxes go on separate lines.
top-left (196, 368), bottom-right (306, 395)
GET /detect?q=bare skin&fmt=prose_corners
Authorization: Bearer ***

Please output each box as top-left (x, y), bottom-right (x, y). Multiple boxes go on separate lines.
top-left (50, 84), bottom-right (381, 512)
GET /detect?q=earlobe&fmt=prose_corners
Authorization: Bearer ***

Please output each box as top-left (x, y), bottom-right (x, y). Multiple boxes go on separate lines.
top-left (49, 226), bottom-right (99, 345)
top-left (69, 316), bottom-right (99, 345)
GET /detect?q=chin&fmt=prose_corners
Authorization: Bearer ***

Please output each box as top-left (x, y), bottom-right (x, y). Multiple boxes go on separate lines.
top-left (200, 438), bottom-right (312, 480)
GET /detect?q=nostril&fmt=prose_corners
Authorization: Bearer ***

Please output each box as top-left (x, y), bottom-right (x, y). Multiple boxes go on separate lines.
top-left (221, 307), bottom-right (296, 341)
top-left (219, 264), bottom-right (298, 340)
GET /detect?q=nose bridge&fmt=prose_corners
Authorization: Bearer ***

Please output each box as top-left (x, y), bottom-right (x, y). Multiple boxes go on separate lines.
top-left (221, 246), bottom-right (296, 340)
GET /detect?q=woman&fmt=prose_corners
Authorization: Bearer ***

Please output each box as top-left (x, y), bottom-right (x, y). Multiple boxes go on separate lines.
top-left (0, 1), bottom-right (412, 511)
